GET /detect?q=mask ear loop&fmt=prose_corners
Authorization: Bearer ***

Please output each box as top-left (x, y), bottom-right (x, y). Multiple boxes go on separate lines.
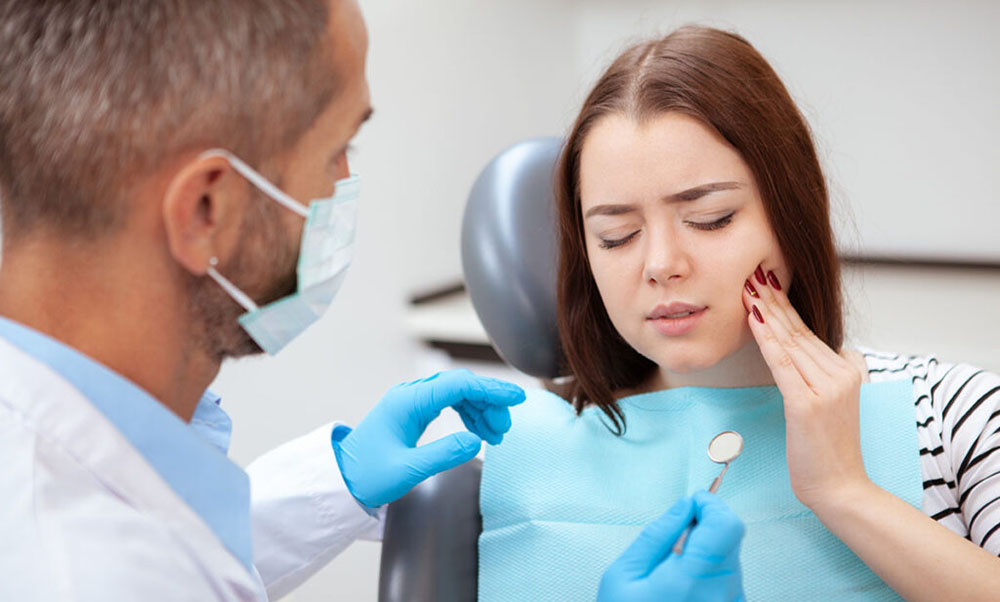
top-left (198, 149), bottom-right (310, 219)
top-left (205, 257), bottom-right (259, 313)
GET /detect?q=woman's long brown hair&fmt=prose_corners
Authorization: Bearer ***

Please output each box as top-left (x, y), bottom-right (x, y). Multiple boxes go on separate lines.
top-left (556, 26), bottom-right (843, 435)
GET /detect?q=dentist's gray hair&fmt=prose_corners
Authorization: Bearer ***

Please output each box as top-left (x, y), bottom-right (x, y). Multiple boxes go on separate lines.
top-left (0, 0), bottom-right (338, 241)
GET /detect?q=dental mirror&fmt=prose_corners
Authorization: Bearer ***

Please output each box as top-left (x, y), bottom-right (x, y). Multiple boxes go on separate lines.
top-left (707, 431), bottom-right (743, 493)
top-left (672, 430), bottom-right (745, 554)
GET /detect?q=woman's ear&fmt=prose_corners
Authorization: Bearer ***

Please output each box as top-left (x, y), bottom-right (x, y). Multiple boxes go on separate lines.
top-left (161, 154), bottom-right (246, 275)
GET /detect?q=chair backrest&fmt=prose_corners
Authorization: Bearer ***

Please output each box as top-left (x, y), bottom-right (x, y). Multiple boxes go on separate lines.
top-left (460, 137), bottom-right (564, 379)
top-left (378, 138), bottom-right (565, 601)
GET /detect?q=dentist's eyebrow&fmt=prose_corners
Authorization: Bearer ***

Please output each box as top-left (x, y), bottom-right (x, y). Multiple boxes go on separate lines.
top-left (358, 106), bottom-right (374, 126)
top-left (345, 106), bottom-right (374, 142)
top-left (329, 107), bottom-right (375, 167)
top-left (347, 106), bottom-right (374, 140)
top-left (584, 181), bottom-right (744, 218)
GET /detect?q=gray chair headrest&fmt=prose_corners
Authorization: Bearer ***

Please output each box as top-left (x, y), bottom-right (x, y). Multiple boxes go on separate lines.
top-left (460, 137), bottom-right (564, 379)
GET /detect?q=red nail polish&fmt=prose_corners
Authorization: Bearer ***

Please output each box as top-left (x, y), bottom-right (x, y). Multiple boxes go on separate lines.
top-left (744, 280), bottom-right (758, 297)
top-left (754, 265), bottom-right (766, 285)
top-left (752, 306), bottom-right (764, 323)
top-left (767, 271), bottom-right (782, 291)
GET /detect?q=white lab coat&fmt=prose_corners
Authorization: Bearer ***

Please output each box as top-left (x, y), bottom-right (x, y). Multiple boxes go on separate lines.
top-left (0, 336), bottom-right (383, 601)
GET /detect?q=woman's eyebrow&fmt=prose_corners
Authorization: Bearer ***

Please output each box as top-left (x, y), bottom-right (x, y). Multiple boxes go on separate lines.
top-left (584, 181), bottom-right (743, 218)
top-left (584, 203), bottom-right (637, 218)
top-left (667, 181), bottom-right (744, 202)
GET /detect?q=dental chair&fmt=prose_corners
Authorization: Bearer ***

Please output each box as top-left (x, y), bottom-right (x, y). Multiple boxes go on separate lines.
top-left (377, 137), bottom-right (564, 602)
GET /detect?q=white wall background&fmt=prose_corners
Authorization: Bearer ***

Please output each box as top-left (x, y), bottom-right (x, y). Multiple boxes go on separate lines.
top-left (203, 2), bottom-right (1000, 601)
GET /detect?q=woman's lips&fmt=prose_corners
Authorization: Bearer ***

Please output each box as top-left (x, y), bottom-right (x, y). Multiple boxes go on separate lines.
top-left (647, 306), bottom-right (707, 336)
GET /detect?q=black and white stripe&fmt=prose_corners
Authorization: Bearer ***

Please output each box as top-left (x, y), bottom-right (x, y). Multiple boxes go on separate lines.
top-left (862, 348), bottom-right (1000, 555)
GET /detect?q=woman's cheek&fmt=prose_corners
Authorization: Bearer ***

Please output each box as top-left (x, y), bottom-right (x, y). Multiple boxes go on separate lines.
top-left (732, 234), bottom-right (782, 283)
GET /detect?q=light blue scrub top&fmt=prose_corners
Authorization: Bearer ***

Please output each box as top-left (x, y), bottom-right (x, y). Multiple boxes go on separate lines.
top-left (0, 316), bottom-right (254, 573)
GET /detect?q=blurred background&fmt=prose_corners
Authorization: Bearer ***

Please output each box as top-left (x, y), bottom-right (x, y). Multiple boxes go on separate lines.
top-left (207, 1), bottom-right (999, 599)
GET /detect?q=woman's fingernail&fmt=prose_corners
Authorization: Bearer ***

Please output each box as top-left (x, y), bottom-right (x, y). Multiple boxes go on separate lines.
top-left (754, 265), bottom-right (766, 285)
top-left (767, 271), bottom-right (782, 291)
top-left (744, 280), bottom-right (758, 297)
top-left (752, 306), bottom-right (764, 323)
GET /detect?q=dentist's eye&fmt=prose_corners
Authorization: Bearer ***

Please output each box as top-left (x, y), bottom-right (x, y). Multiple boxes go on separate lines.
top-left (688, 212), bottom-right (735, 231)
top-left (599, 231), bottom-right (639, 249)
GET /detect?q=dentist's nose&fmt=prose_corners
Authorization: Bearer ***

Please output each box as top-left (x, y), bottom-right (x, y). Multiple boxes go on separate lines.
top-left (335, 156), bottom-right (351, 181)
top-left (642, 228), bottom-right (690, 284)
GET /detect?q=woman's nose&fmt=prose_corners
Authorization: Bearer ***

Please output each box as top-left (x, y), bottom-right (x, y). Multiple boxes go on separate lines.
top-left (642, 230), bottom-right (690, 284)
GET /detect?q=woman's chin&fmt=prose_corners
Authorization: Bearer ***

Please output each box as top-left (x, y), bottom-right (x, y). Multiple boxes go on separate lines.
top-left (646, 340), bottom-right (750, 376)
top-left (652, 352), bottom-right (723, 375)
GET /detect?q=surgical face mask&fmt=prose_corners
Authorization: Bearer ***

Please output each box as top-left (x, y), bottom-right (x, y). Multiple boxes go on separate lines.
top-left (200, 149), bottom-right (359, 355)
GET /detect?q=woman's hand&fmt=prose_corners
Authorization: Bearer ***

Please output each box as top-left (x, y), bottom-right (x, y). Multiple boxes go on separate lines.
top-left (741, 265), bottom-right (872, 511)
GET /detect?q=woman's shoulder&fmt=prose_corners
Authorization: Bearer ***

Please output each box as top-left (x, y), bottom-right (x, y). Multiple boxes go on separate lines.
top-left (855, 347), bottom-right (939, 382)
top-left (508, 386), bottom-right (577, 421)
top-left (855, 346), bottom-right (1000, 433)
top-left (857, 347), bottom-right (955, 382)
top-left (855, 346), bottom-right (997, 387)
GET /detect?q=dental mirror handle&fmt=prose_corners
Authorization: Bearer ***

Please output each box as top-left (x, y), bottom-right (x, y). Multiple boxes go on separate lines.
top-left (672, 525), bottom-right (692, 556)
top-left (672, 518), bottom-right (695, 555)
top-left (672, 462), bottom-right (730, 555)
top-left (708, 463), bottom-right (729, 494)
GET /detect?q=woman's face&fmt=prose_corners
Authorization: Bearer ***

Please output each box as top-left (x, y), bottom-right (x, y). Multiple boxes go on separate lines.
top-left (578, 112), bottom-right (790, 377)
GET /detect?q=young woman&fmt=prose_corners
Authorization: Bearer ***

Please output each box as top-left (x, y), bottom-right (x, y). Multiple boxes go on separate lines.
top-left (479, 25), bottom-right (1000, 602)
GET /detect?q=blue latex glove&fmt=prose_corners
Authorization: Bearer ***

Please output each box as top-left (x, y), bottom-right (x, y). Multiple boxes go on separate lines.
top-left (598, 491), bottom-right (746, 602)
top-left (331, 369), bottom-right (526, 508)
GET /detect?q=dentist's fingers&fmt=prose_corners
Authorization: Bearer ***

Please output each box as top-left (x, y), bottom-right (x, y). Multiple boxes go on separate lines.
top-left (408, 432), bottom-right (483, 479)
top-left (398, 370), bottom-right (526, 426)
top-left (454, 403), bottom-right (498, 445)
top-left (482, 404), bottom-right (512, 436)
top-left (680, 490), bottom-right (746, 563)
top-left (614, 496), bottom-right (696, 577)
top-left (455, 402), bottom-right (510, 445)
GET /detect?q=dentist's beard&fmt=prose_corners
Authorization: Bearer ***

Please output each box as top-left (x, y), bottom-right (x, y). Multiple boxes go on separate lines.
top-left (185, 194), bottom-right (299, 362)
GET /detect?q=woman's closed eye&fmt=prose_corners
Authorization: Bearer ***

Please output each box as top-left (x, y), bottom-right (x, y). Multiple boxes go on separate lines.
top-left (596, 210), bottom-right (736, 249)
top-left (686, 211), bottom-right (735, 231)
top-left (599, 230), bottom-right (639, 249)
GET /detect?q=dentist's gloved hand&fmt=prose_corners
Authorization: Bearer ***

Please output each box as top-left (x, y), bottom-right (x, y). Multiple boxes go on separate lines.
top-left (598, 491), bottom-right (746, 602)
top-left (331, 369), bottom-right (526, 508)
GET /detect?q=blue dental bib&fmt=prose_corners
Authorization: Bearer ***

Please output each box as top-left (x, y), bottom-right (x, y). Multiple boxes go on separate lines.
top-left (479, 380), bottom-right (920, 601)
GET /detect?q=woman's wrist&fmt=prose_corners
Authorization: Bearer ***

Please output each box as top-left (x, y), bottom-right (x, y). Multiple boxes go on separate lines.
top-left (804, 476), bottom-right (882, 525)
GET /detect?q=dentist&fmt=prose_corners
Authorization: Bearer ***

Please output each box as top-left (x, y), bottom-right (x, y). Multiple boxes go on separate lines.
top-left (0, 1), bottom-right (523, 600)
top-left (0, 1), bottom-right (744, 600)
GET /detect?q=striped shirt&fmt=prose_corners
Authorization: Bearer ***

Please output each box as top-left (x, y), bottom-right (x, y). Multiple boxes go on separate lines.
top-left (861, 348), bottom-right (1000, 555)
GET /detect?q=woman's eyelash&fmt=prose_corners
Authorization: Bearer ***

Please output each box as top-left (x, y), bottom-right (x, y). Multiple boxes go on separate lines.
top-left (598, 212), bottom-right (735, 248)
top-left (599, 231), bottom-right (639, 249)
top-left (688, 212), bottom-right (735, 231)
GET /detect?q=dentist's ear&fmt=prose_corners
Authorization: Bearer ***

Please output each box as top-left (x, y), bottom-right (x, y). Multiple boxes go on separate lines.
top-left (161, 153), bottom-right (247, 275)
